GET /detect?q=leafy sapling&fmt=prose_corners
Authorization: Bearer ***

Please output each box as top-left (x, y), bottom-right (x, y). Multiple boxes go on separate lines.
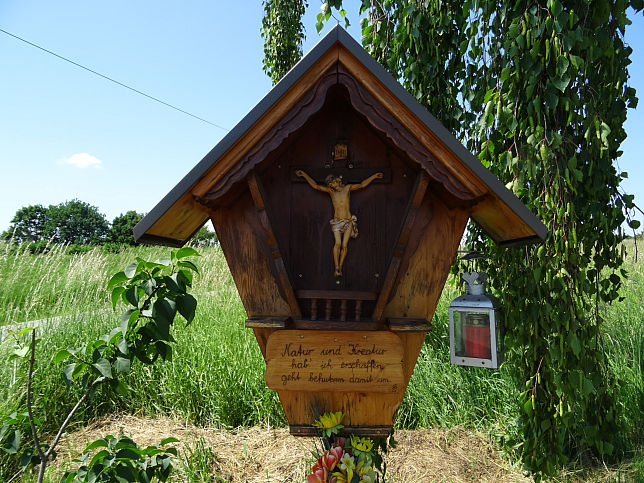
top-left (0, 247), bottom-right (200, 483)
top-left (61, 435), bottom-right (179, 483)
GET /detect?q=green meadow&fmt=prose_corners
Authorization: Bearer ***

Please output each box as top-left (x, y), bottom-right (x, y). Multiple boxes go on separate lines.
top-left (0, 238), bottom-right (642, 480)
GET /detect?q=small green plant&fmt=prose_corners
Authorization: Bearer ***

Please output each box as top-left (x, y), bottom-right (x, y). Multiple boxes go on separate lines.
top-left (0, 247), bottom-right (200, 483)
top-left (633, 455), bottom-right (644, 482)
top-left (61, 435), bottom-right (178, 482)
top-left (182, 437), bottom-right (220, 483)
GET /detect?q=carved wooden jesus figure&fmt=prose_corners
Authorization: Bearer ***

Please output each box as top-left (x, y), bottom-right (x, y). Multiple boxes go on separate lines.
top-left (296, 170), bottom-right (383, 276)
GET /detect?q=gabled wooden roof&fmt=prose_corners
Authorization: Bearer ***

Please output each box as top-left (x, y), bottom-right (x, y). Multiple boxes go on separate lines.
top-left (134, 25), bottom-right (546, 247)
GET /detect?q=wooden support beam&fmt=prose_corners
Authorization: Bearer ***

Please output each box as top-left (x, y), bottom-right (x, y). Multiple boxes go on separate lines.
top-left (296, 290), bottom-right (378, 301)
top-left (247, 171), bottom-right (302, 318)
top-left (245, 316), bottom-right (292, 329)
top-left (387, 318), bottom-right (432, 332)
top-left (372, 172), bottom-right (430, 321)
top-left (293, 320), bottom-right (380, 331)
top-left (290, 425), bottom-right (393, 438)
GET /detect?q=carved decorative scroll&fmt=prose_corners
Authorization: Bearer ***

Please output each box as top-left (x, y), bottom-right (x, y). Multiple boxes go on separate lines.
top-left (202, 63), bottom-right (479, 204)
top-left (204, 74), bottom-right (339, 202)
top-left (335, 64), bottom-right (474, 201)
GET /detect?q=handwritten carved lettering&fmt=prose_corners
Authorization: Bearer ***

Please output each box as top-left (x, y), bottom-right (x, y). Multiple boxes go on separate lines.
top-left (265, 331), bottom-right (404, 392)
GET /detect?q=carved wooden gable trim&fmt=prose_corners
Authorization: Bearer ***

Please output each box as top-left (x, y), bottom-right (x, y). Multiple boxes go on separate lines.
top-left (198, 63), bottom-right (482, 207)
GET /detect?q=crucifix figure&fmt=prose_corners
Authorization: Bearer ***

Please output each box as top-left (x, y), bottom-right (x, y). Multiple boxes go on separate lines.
top-left (296, 170), bottom-right (383, 276)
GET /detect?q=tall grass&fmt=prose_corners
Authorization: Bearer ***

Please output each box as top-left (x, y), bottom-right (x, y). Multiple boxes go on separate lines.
top-left (602, 239), bottom-right (644, 449)
top-left (0, 242), bottom-right (178, 326)
top-left (0, 245), bottom-right (282, 429)
top-left (0, 238), bottom-right (642, 475)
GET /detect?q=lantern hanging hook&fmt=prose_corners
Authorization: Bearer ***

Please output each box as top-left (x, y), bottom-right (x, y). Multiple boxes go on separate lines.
top-left (457, 250), bottom-right (487, 261)
top-left (457, 249), bottom-right (487, 272)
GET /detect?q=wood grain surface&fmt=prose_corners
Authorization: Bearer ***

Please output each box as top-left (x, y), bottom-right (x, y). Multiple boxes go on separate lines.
top-left (265, 330), bottom-right (404, 393)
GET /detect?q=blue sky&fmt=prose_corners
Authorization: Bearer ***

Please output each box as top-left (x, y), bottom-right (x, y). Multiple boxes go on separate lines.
top-left (1, 2), bottom-right (642, 234)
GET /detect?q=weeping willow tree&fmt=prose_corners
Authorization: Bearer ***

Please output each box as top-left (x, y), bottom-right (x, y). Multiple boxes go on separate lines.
top-left (261, 0), bottom-right (308, 84)
top-left (261, 0), bottom-right (641, 477)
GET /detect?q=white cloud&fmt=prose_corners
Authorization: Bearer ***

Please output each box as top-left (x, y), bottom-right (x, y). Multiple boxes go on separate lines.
top-left (59, 152), bottom-right (104, 169)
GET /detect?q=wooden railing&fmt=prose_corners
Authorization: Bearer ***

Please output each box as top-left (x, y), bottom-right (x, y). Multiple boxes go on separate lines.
top-left (295, 290), bottom-right (378, 322)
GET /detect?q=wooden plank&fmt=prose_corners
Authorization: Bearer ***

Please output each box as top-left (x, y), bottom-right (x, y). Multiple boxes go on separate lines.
top-left (245, 317), bottom-right (292, 329)
top-left (210, 196), bottom-right (291, 318)
top-left (296, 290), bottom-right (378, 301)
top-left (290, 425), bottom-right (392, 438)
top-left (252, 327), bottom-right (275, 359)
top-left (372, 172), bottom-right (430, 321)
top-left (291, 167), bottom-right (392, 184)
top-left (274, 331), bottom-right (425, 431)
top-left (146, 191), bottom-right (210, 242)
top-left (471, 197), bottom-right (539, 244)
top-left (388, 318), bottom-right (432, 332)
top-left (247, 171), bottom-right (302, 318)
top-left (191, 48), bottom-right (340, 199)
top-left (265, 330), bottom-right (404, 393)
top-left (382, 198), bottom-right (470, 321)
top-left (293, 320), bottom-right (380, 331)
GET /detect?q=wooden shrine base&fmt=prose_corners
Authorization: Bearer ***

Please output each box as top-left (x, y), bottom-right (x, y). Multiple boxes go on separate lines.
top-left (289, 424), bottom-right (393, 438)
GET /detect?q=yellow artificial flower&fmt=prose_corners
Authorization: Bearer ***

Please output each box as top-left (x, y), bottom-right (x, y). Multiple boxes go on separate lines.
top-left (313, 411), bottom-right (344, 430)
top-left (350, 435), bottom-right (374, 454)
top-left (356, 453), bottom-right (376, 481)
top-left (331, 471), bottom-right (348, 483)
top-left (313, 411), bottom-right (345, 437)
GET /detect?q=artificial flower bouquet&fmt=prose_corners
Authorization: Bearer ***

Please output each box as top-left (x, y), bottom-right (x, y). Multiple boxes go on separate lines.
top-left (306, 412), bottom-right (381, 483)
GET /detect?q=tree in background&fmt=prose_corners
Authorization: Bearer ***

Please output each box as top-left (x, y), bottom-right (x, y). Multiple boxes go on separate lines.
top-left (264, 1), bottom-right (642, 477)
top-left (189, 225), bottom-right (219, 247)
top-left (1, 204), bottom-right (48, 243)
top-left (2, 200), bottom-right (110, 246)
top-left (261, 0), bottom-right (308, 85)
top-left (109, 211), bottom-right (144, 245)
top-left (45, 199), bottom-right (109, 245)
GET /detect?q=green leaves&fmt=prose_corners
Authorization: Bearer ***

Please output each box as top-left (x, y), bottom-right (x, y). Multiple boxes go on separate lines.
top-left (62, 434), bottom-right (178, 482)
top-left (2, 249), bottom-right (200, 480)
top-left (107, 271), bottom-right (129, 289)
top-left (177, 294), bottom-right (197, 325)
top-left (388, 0), bottom-right (641, 475)
top-left (174, 246), bottom-right (200, 260)
top-left (261, 0), bottom-right (307, 84)
top-left (54, 349), bottom-right (73, 364)
top-left (92, 358), bottom-right (113, 379)
top-left (0, 413), bottom-right (25, 455)
top-left (103, 248), bottom-right (200, 367)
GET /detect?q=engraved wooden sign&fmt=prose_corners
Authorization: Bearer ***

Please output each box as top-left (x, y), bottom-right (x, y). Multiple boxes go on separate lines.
top-left (265, 330), bottom-right (405, 393)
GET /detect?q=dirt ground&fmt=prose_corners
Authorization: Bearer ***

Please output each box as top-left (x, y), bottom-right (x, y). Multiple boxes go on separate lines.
top-left (53, 414), bottom-right (530, 482)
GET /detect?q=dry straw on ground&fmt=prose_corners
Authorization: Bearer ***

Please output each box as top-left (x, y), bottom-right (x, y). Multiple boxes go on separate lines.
top-left (53, 414), bottom-right (529, 482)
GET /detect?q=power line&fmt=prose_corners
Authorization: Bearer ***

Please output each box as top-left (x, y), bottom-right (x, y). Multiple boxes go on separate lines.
top-left (0, 27), bottom-right (229, 132)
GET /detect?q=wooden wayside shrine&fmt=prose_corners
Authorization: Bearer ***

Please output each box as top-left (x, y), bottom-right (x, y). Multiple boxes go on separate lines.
top-left (134, 26), bottom-right (546, 437)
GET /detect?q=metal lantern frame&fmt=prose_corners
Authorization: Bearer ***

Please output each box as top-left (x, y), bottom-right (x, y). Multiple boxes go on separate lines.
top-left (448, 272), bottom-right (503, 369)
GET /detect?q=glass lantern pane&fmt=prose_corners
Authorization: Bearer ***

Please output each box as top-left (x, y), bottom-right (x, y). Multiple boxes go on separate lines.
top-left (461, 311), bottom-right (491, 359)
top-left (453, 311), bottom-right (465, 357)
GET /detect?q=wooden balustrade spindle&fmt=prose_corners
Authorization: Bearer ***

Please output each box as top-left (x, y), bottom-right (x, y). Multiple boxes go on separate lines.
top-left (325, 299), bottom-right (333, 320)
top-left (311, 298), bottom-right (318, 321)
top-left (340, 299), bottom-right (347, 322)
top-left (355, 299), bottom-right (362, 321)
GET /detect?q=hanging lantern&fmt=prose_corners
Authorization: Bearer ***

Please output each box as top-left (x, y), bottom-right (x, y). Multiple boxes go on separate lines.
top-left (449, 272), bottom-right (503, 368)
